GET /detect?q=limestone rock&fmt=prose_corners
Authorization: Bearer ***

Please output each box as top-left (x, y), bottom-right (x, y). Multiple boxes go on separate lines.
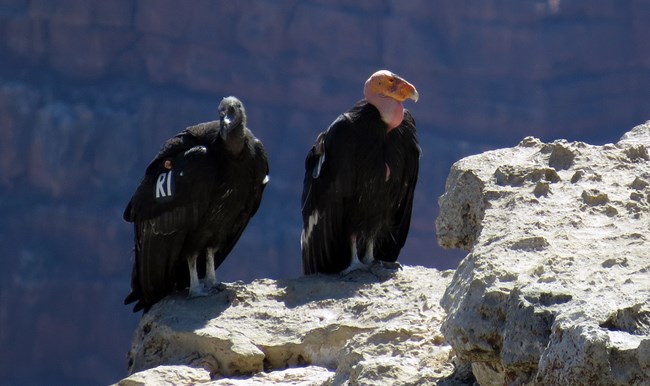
top-left (116, 266), bottom-right (460, 385)
top-left (116, 365), bottom-right (336, 386)
top-left (437, 122), bottom-right (650, 385)
top-left (117, 365), bottom-right (211, 386)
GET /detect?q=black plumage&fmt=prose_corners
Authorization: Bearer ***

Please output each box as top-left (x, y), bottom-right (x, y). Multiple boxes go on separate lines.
top-left (301, 71), bottom-right (420, 274)
top-left (124, 96), bottom-right (268, 312)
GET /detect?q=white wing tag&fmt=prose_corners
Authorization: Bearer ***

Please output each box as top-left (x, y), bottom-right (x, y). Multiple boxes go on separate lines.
top-left (155, 170), bottom-right (174, 198)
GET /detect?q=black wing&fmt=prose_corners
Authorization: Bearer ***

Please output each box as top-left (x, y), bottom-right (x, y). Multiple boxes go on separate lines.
top-left (124, 123), bottom-right (218, 222)
top-left (373, 110), bottom-right (420, 262)
top-left (301, 114), bottom-right (357, 274)
top-left (248, 137), bottom-right (270, 218)
top-left (209, 135), bottom-right (269, 272)
top-left (124, 123), bottom-right (220, 311)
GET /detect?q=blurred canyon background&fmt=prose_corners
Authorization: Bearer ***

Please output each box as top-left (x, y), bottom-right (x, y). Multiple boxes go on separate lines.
top-left (0, 0), bottom-right (649, 384)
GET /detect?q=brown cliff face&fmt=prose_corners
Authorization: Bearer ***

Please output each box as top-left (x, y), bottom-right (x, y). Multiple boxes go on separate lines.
top-left (1, 1), bottom-right (649, 384)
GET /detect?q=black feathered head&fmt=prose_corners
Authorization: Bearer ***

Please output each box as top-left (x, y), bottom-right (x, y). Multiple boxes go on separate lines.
top-left (218, 96), bottom-right (246, 140)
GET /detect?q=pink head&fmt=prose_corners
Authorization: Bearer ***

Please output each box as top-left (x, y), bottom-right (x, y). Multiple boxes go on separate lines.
top-left (363, 70), bottom-right (419, 130)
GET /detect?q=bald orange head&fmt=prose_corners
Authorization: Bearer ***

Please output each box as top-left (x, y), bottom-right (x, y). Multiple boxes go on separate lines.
top-left (364, 70), bottom-right (419, 103)
top-left (363, 70), bottom-right (419, 130)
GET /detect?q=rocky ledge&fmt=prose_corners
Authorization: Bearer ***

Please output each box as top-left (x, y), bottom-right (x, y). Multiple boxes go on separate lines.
top-left (115, 266), bottom-right (463, 385)
top-left (437, 122), bottom-right (650, 385)
top-left (116, 122), bottom-right (650, 385)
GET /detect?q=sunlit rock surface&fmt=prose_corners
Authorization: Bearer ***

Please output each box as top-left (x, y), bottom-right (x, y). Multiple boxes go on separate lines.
top-left (438, 122), bottom-right (650, 385)
top-left (116, 266), bottom-right (466, 385)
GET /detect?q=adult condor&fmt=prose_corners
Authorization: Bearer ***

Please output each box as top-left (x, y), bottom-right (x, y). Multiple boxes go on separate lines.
top-left (301, 70), bottom-right (421, 275)
top-left (124, 96), bottom-right (269, 312)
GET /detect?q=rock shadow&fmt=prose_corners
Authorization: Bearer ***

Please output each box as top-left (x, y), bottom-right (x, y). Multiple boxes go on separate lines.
top-left (278, 265), bottom-right (401, 309)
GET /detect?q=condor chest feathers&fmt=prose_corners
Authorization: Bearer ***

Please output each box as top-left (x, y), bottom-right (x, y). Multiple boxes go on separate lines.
top-left (204, 142), bottom-right (265, 227)
top-left (311, 103), bottom-right (417, 232)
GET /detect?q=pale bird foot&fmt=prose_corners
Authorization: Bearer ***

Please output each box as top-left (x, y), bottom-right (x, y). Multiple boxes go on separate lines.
top-left (187, 285), bottom-right (210, 298)
top-left (202, 277), bottom-right (218, 290)
top-left (379, 261), bottom-right (403, 270)
top-left (342, 259), bottom-right (370, 275)
top-left (368, 260), bottom-right (403, 280)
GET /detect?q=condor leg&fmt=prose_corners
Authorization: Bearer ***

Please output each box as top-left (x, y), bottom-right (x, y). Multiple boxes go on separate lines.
top-left (187, 253), bottom-right (207, 297)
top-left (342, 234), bottom-right (367, 275)
top-left (204, 247), bottom-right (218, 289)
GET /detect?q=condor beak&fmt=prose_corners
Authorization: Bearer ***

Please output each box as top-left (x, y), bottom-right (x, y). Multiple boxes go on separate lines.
top-left (408, 88), bottom-right (419, 103)
top-left (390, 75), bottom-right (419, 103)
top-left (220, 115), bottom-right (232, 140)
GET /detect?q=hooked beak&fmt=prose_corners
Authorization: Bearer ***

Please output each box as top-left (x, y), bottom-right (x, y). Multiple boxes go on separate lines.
top-left (391, 75), bottom-right (419, 103)
top-left (220, 116), bottom-right (232, 140)
top-left (408, 88), bottom-right (419, 103)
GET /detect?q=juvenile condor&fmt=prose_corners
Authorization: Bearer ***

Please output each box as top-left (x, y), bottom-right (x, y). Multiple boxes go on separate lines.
top-left (301, 70), bottom-right (420, 275)
top-left (124, 96), bottom-right (269, 312)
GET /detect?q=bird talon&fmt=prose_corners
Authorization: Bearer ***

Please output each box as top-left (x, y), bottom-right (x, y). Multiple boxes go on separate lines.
top-left (188, 287), bottom-right (210, 298)
top-left (380, 261), bottom-right (403, 270)
top-left (201, 279), bottom-right (226, 295)
top-left (202, 277), bottom-right (218, 289)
